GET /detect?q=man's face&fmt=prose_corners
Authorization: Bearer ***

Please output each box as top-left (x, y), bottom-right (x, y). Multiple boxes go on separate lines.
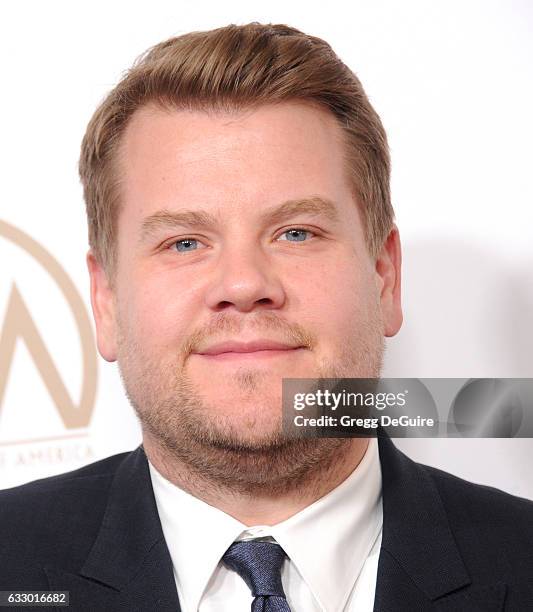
top-left (88, 101), bottom-right (402, 483)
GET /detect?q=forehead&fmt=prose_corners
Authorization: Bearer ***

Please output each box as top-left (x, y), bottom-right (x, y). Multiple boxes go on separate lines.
top-left (117, 101), bottom-right (357, 225)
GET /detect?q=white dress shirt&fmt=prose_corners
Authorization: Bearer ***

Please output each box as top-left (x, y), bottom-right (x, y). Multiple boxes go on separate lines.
top-left (149, 437), bottom-right (383, 612)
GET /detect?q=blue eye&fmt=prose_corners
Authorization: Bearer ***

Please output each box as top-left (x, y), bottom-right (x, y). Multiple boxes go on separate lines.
top-left (278, 229), bottom-right (312, 242)
top-left (174, 238), bottom-right (199, 252)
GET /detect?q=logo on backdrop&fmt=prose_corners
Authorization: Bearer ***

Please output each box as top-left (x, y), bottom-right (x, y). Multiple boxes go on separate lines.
top-left (0, 220), bottom-right (98, 477)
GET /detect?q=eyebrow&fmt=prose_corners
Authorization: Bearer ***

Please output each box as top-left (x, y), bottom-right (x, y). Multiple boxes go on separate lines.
top-left (140, 197), bottom-right (340, 241)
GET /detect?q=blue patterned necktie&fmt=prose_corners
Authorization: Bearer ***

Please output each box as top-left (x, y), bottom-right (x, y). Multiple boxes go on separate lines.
top-left (222, 540), bottom-right (292, 611)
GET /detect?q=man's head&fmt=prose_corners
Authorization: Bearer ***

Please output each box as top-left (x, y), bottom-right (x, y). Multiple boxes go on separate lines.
top-left (83, 23), bottom-right (402, 492)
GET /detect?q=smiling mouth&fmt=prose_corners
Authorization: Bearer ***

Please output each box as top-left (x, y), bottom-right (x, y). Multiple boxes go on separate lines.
top-left (196, 347), bottom-right (306, 361)
top-left (194, 338), bottom-right (308, 358)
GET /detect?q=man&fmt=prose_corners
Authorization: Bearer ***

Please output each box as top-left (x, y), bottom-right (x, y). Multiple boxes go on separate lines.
top-left (0, 22), bottom-right (532, 612)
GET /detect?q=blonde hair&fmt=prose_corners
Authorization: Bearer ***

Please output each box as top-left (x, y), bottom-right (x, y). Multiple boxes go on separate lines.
top-left (79, 22), bottom-right (393, 275)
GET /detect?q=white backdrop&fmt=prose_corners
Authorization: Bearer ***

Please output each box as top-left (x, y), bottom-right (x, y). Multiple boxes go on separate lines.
top-left (1, 0), bottom-right (532, 497)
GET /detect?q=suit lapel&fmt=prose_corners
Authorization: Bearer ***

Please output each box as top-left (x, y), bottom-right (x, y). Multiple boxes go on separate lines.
top-left (374, 432), bottom-right (507, 611)
top-left (45, 446), bottom-right (181, 612)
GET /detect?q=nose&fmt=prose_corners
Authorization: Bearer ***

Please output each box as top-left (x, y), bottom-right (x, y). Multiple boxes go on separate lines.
top-left (204, 243), bottom-right (286, 313)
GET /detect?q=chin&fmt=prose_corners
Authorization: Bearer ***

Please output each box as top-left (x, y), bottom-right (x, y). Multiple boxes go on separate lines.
top-left (224, 406), bottom-right (281, 429)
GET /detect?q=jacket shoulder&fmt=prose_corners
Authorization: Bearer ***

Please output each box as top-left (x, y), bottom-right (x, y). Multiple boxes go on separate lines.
top-left (422, 461), bottom-right (533, 519)
top-left (421, 461), bottom-right (533, 569)
top-left (0, 450), bottom-right (135, 585)
top-left (0, 449), bottom-right (130, 505)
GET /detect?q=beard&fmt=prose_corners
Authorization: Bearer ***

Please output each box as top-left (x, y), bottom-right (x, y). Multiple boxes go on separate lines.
top-left (117, 306), bottom-right (385, 496)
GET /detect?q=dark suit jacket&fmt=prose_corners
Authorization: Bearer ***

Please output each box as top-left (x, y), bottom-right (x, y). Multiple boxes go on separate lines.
top-left (1, 434), bottom-right (532, 611)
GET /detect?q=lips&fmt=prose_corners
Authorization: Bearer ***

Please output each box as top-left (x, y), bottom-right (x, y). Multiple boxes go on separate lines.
top-left (196, 339), bottom-right (303, 356)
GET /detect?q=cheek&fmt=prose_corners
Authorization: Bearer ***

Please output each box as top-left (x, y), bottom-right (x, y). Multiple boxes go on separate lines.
top-left (289, 257), bottom-right (372, 327)
top-left (118, 271), bottom-right (202, 350)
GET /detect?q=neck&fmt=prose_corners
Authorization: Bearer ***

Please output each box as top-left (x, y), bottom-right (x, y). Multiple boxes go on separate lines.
top-left (143, 434), bottom-right (369, 525)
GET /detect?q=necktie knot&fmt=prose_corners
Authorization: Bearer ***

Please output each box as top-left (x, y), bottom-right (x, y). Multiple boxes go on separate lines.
top-left (222, 540), bottom-right (288, 598)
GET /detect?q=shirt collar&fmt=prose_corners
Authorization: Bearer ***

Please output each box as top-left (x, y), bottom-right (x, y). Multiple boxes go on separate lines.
top-left (149, 437), bottom-right (382, 612)
top-left (149, 462), bottom-right (247, 612)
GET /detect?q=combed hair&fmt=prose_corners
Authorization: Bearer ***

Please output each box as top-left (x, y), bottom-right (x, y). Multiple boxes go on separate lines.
top-left (79, 22), bottom-right (394, 275)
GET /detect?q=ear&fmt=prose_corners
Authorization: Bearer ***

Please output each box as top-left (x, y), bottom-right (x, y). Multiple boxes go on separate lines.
top-left (86, 250), bottom-right (118, 362)
top-left (375, 225), bottom-right (403, 337)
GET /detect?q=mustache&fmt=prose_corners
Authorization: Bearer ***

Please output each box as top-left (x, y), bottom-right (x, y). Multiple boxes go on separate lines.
top-left (182, 312), bottom-right (317, 356)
